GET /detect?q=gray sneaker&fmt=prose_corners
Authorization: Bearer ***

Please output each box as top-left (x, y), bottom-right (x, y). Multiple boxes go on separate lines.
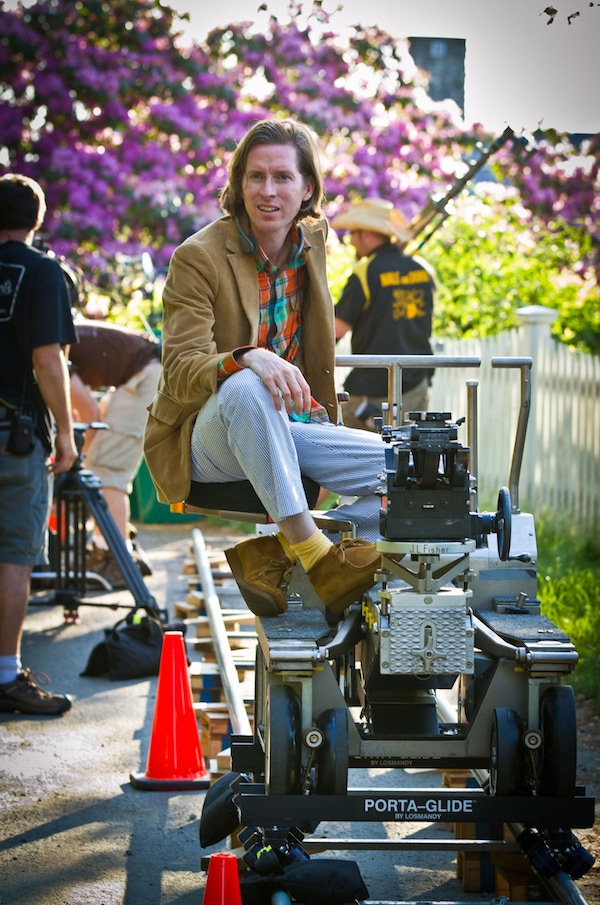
top-left (0, 669), bottom-right (72, 715)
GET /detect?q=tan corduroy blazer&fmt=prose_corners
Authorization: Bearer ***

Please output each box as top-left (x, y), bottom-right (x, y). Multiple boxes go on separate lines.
top-left (143, 215), bottom-right (338, 504)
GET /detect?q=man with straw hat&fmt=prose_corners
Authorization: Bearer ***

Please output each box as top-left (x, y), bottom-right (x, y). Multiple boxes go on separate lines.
top-left (331, 198), bottom-right (435, 429)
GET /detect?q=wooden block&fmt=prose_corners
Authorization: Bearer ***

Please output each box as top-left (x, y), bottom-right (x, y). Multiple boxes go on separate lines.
top-left (195, 702), bottom-right (252, 716)
top-left (496, 868), bottom-right (546, 902)
top-left (208, 760), bottom-right (230, 782)
top-left (228, 826), bottom-right (247, 852)
top-left (187, 589), bottom-right (205, 607)
top-left (453, 823), bottom-right (489, 892)
top-left (182, 557), bottom-right (198, 574)
top-left (454, 821), bottom-right (477, 839)
top-left (454, 818), bottom-right (497, 892)
top-left (211, 585), bottom-right (244, 596)
top-left (192, 618), bottom-right (214, 639)
top-left (187, 612), bottom-right (255, 639)
top-left (189, 662), bottom-right (224, 701)
top-left (216, 747), bottom-right (232, 771)
top-left (196, 648), bottom-right (253, 672)
top-left (191, 634), bottom-right (256, 654)
top-left (195, 704), bottom-right (253, 761)
top-left (494, 855), bottom-right (545, 902)
top-left (454, 821), bottom-right (477, 879)
top-left (208, 752), bottom-right (234, 782)
top-left (189, 660), bottom-right (220, 678)
top-left (230, 653), bottom-right (255, 672)
top-left (197, 710), bottom-right (231, 761)
top-left (191, 671), bottom-right (223, 691)
top-left (173, 600), bottom-right (202, 619)
top-left (460, 853), bottom-right (483, 891)
top-left (197, 687), bottom-right (226, 704)
top-left (443, 770), bottom-right (472, 788)
top-left (208, 757), bottom-right (230, 786)
top-left (221, 610), bottom-right (255, 624)
top-left (491, 851), bottom-right (530, 872)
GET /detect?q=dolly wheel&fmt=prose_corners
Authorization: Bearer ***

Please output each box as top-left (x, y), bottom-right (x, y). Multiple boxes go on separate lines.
top-left (265, 683), bottom-right (302, 796)
top-left (315, 708), bottom-right (349, 795)
top-left (539, 685), bottom-right (577, 797)
top-left (493, 487), bottom-right (512, 561)
top-left (489, 707), bottom-right (525, 795)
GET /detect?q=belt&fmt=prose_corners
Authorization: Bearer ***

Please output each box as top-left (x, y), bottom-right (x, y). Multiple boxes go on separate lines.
top-left (0, 405), bottom-right (15, 426)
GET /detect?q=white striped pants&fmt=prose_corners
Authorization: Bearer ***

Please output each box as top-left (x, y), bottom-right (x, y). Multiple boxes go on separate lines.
top-left (190, 369), bottom-right (386, 539)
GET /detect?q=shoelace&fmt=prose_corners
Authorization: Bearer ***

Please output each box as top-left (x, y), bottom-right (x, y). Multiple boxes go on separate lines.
top-left (20, 668), bottom-right (52, 689)
top-left (264, 557), bottom-right (293, 590)
top-left (332, 537), bottom-right (369, 564)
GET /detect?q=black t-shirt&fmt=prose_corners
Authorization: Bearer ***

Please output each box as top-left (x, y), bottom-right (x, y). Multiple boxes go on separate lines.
top-left (0, 240), bottom-right (77, 451)
top-left (335, 243), bottom-right (435, 396)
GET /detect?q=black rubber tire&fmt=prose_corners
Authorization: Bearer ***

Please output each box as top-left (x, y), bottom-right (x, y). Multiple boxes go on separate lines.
top-left (315, 708), bottom-right (349, 796)
top-left (539, 685), bottom-right (577, 797)
top-left (489, 707), bottom-right (525, 796)
top-left (265, 682), bottom-right (302, 795)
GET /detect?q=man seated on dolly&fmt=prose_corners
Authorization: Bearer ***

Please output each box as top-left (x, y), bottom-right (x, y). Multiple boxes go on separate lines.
top-left (144, 118), bottom-right (386, 619)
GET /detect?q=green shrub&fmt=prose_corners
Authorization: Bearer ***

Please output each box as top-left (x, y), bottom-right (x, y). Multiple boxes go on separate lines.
top-left (535, 513), bottom-right (600, 706)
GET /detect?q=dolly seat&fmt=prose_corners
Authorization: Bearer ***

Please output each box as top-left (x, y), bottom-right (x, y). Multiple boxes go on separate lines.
top-left (182, 475), bottom-right (320, 523)
top-left (181, 475), bottom-right (355, 535)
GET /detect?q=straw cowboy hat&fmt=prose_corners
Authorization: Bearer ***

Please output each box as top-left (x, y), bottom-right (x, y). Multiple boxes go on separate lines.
top-left (331, 198), bottom-right (413, 243)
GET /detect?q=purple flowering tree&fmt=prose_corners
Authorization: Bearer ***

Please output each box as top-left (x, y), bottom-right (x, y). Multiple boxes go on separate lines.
top-left (0, 0), bottom-right (598, 345)
top-left (0, 0), bottom-right (485, 273)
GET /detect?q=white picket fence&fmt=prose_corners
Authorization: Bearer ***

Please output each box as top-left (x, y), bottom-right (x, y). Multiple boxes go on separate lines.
top-left (428, 306), bottom-right (600, 530)
top-left (336, 305), bottom-right (599, 530)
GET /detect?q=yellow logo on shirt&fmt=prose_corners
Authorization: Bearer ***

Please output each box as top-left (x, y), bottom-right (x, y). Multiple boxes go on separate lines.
top-left (380, 270), bottom-right (430, 287)
top-left (392, 288), bottom-right (426, 320)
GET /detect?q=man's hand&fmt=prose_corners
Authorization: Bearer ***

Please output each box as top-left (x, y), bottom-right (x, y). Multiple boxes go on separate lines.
top-left (238, 348), bottom-right (312, 416)
top-left (32, 343), bottom-right (78, 473)
top-left (50, 430), bottom-right (78, 474)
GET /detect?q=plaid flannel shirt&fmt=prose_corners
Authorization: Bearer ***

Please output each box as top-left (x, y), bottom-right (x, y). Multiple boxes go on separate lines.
top-left (217, 229), bottom-right (327, 422)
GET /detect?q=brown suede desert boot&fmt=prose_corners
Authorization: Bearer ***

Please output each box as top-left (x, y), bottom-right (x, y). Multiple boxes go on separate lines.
top-left (306, 537), bottom-right (380, 616)
top-left (225, 534), bottom-right (293, 616)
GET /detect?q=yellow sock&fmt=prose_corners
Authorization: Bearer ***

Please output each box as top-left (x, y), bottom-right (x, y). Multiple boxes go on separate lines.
top-left (276, 532), bottom-right (296, 562)
top-left (289, 529), bottom-right (332, 572)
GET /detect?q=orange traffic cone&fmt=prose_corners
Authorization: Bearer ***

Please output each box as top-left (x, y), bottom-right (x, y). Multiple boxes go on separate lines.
top-left (130, 631), bottom-right (211, 790)
top-left (203, 852), bottom-right (242, 905)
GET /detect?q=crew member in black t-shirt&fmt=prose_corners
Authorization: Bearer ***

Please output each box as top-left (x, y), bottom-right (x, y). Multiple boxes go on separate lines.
top-left (332, 198), bottom-right (436, 429)
top-left (0, 173), bottom-right (78, 715)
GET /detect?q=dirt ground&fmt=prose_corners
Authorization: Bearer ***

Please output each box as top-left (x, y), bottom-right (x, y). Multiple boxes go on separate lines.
top-left (572, 696), bottom-right (600, 868)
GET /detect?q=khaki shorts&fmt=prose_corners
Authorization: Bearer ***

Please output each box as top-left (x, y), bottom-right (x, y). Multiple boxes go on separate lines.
top-left (84, 361), bottom-right (161, 493)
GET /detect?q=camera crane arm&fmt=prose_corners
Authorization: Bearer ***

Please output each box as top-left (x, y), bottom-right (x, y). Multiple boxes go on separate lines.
top-left (403, 125), bottom-right (515, 254)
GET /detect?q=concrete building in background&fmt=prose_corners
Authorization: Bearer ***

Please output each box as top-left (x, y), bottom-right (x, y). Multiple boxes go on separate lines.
top-left (408, 37), bottom-right (466, 114)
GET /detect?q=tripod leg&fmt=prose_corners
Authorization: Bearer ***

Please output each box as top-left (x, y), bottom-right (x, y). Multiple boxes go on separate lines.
top-left (55, 478), bottom-right (86, 623)
top-left (77, 471), bottom-right (163, 620)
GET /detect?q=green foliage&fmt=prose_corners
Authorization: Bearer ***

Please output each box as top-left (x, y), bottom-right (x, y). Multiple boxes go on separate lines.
top-left (536, 512), bottom-right (600, 704)
top-left (422, 186), bottom-right (600, 353)
top-left (328, 181), bottom-right (600, 353)
top-left (327, 240), bottom-right (355, 304)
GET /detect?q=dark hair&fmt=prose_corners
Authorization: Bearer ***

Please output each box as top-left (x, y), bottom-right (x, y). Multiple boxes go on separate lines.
top-left (0, 173), bottom-right (46, 232)
top-left (220, 119), bottom-right (324, 221)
